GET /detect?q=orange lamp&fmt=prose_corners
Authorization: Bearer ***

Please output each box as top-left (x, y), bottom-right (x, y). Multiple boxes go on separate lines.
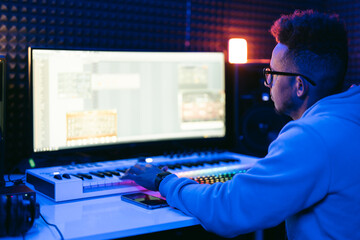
top-left (228, 38), bottom-right (247, 64)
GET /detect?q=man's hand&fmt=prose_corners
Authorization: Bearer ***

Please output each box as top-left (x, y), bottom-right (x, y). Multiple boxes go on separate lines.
top-left (121, 163), bottom-right (167, 191)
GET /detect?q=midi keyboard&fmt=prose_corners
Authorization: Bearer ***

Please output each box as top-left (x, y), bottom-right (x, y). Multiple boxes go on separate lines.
top-left (25, 151), bottom-right (259, 202)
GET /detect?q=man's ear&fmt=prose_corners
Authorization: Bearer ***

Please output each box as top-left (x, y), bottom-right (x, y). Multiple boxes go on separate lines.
top-left (295, 76), bottom-right (308, 98)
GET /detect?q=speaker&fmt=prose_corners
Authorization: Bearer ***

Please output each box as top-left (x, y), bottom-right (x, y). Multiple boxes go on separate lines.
top-left (231, 63), bottom-right (290, 157)
top-left (0, 185), bottom-right (40, 236)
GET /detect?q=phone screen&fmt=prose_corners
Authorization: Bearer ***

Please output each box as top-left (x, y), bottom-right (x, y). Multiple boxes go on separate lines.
top-left (121, 192), bottom-right (168, 209)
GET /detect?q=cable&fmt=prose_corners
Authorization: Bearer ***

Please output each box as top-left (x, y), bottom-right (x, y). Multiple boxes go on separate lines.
top-left (40, 213), bottom-right (64, 240)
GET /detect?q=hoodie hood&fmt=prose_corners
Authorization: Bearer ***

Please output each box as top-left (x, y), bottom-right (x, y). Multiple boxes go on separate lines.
top-left (302, 85), bottom-right (360, 125)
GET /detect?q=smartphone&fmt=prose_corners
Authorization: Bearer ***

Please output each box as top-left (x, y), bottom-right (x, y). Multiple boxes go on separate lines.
top-left (121, 192), bottom-right (169, 209)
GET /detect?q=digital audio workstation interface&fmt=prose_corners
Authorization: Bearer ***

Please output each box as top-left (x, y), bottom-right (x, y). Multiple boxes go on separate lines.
top-left (30, 49), bottom-right (226, 153)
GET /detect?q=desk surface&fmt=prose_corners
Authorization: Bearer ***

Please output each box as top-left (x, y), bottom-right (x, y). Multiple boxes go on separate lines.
top-left (1, 189), bottom-right (199, 240)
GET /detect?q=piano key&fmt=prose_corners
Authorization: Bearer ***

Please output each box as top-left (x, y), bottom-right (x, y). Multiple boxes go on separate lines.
top-left (78, 173), bottom-right (93, 179)
top-left (90, 172), bottom-right (105, 178)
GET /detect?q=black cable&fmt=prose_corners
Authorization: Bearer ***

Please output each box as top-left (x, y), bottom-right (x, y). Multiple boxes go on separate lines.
top-left (40, 213), bottom-right (65, 240)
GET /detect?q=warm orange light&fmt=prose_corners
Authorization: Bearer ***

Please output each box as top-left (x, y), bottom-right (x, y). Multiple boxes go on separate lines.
top-left (228, 38), bottom-right (247, 64)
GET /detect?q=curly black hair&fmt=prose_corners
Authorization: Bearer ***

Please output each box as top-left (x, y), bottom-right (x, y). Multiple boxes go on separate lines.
top-left (270, 9), bottom-right (348, 93)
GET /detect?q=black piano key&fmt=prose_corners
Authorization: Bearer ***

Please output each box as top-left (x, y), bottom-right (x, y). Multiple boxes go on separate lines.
top-left (108, 170), bottom-right (120, 176)
top-left (72, 174), bottom-right (84, 180)
top-left (62, 174), bottom-right (71, 179)
top-left (101, 171), bottom-right (113, 177)
top-left (78, 173), bottom-right (93, 180)
top-left (182, 163), bottom-right (193, 167)
top-left (167, 165), bottom-right (176, 170)
top-left (53, 174), bottom-right (62, 180)
top-left (89, 172), bottom-right (105, 178)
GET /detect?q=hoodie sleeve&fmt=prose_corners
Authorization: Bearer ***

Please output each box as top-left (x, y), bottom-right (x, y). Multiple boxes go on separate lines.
top-left (159, 122), bottom-right (332, 238)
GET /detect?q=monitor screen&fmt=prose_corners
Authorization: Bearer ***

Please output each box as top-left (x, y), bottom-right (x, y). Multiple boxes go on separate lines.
top-left (29, 48), bottom-right (226, 153)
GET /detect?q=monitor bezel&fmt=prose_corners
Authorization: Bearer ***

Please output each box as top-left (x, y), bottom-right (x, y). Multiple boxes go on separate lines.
top-left (28, 46), bottom-right (233, 162)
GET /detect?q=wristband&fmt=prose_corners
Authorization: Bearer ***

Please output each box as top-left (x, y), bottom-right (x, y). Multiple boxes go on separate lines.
top-left (154, 171), bottom-right (172, 191)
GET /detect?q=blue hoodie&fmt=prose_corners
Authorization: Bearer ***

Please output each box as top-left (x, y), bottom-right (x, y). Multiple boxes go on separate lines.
top-left (159, 85), bottom-right (360, 239)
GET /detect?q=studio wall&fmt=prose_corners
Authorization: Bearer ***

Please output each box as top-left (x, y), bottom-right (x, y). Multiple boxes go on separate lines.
top-left (4, 0), bottom-right (357, 170)
top-left (326, 0), bottom-right (360, 87)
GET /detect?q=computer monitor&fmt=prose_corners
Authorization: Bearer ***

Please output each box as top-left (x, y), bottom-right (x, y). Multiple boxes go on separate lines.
top-left (28, 48), bottom-right (226, 158)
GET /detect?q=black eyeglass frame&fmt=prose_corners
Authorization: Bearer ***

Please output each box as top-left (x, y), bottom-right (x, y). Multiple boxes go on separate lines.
top-left (263, 68), bottom-right (317, 86)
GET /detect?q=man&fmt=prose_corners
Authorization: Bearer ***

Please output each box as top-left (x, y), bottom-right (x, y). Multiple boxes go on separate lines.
top-left (122, 10), bottom-right (360, 239)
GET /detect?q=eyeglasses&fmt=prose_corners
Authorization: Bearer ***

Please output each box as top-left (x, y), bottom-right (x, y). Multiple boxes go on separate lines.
top-left (263, 68), bottom-right (316, 86)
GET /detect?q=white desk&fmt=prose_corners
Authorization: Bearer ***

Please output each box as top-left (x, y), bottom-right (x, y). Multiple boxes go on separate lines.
top-left (1, 190), bottom-right (200, 240)
top-left (1, 151), bottom-right (262, 240)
